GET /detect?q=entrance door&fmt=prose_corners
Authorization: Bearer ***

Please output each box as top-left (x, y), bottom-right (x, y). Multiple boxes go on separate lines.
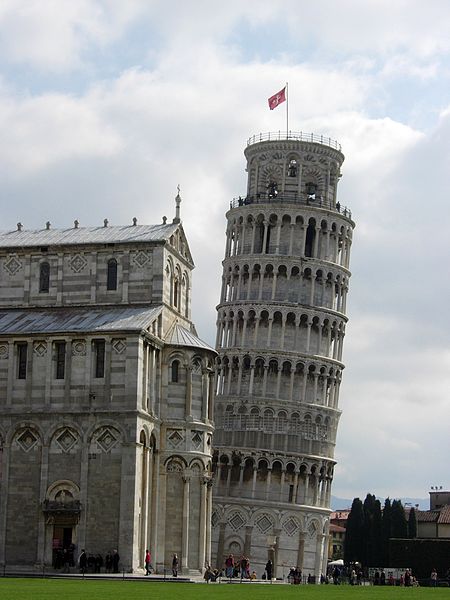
top-left (52, 525), bottom-right (73, 568)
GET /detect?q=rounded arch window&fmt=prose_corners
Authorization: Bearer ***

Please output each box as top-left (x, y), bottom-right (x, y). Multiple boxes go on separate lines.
top-left (288, 159), bottom-right (298, 177)
top-left (39, 262), bottom-right (50, 293)
top-left (171, 359), bottom-right (180, 383)
top-left (107, 258), bottom-right (118, 290)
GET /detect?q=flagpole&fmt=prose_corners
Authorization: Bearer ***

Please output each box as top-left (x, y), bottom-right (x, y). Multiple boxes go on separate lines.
top-left (286, 81), bottom-right (289, 138)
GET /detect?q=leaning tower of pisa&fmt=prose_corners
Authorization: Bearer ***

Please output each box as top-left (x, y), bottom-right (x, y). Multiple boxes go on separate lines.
top-left (211, 132), bottom-right (354, 579)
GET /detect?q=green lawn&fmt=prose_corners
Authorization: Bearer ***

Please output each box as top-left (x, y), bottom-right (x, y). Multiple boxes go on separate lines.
top-left (0, 580), bottom-right (448, 600)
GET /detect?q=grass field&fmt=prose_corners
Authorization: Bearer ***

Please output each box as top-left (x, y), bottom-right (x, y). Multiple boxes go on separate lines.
top-left (0, 580), bottom-right (448, 600)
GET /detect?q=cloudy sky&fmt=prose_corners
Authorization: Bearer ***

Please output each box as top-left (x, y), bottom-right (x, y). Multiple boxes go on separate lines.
top-left (1, 0), bottom-right (449, 503)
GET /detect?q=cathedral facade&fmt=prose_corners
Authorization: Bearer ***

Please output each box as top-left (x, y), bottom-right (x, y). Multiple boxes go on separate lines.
top-left (212, 132), bottom-right (354, 579)
top-left (0, 202), bottom-right (216, 573)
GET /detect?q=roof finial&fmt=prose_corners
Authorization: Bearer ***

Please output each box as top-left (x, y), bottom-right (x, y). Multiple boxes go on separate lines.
top-left (173, 184), bottom-right (181, 224)
top-left (46, 221), bottom-right (51, 230)
top-left (17, 222), bottom-right (23, 231)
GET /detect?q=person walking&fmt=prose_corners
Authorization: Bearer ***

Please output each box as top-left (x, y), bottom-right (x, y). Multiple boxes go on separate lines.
top-left (78, 549), bottom-right (87, 575)
top-left (225, 554), bottom-right (234, 578)
top-left (112, 549), bottom-right (120, 573)
top-left (145, 549), bottom-right (152, 575)
top-left (265, 559), bottom-right (273, 581)
top-left (172, 553), bottom-right (179, 577)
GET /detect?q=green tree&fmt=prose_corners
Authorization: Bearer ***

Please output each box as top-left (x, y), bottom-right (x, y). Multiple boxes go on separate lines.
top-left (391, 499), bottom-right (408, 538)
top-left (362, 494), bottom-right (383, 567)
top-left (344, 497), bottom-right (364, 564)
top-left (381, 498), bottom-right (392, 565)
top-left (408, 507), bottom-right (417, 538)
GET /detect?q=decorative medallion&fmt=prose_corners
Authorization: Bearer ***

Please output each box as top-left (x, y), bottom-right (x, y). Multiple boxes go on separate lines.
top-left (4, 255), bottom-right (22, 276)
top-left (283, 516), bottom-right (300, 536)
top-left (33, 341), bottom-right (47, 357)
top-left (55, 428), bottom-right (78, 453)
top-left (211, 510), bottom-right (219, 528)
top-left (69, 254), bottom-right (87, 273)
top-left (72, 340), bottom-right (86, 356)
top-left (307, 521), bottom-right (318, 537)
top-left (192, 361), bottom-right (202, 374)
top-left (132, 250), bottom-right (151, 268)
top-left (167, 429), bottom-right (184, 448)
top-left (96, 427), bottom-right (119, 453)
top-left (192, 431), bottom-right (203, 449)
top-left (255, 513), bottom-right (274, 534)
top-left (16, 429), bottom-right (39, 452)
top-left (112, 339), bottom-right (126, 354)
top-left (0, 344), bottom-right (9, 359)
top-left (228, 511), bottom-right (245, 531)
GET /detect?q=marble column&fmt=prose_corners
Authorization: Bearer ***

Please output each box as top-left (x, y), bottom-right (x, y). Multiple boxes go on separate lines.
top-left (181, 475), bottom-right (190, 573)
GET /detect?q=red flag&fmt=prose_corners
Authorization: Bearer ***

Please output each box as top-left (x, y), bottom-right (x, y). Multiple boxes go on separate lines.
top-left (268, 87), bottom-right (286, 110)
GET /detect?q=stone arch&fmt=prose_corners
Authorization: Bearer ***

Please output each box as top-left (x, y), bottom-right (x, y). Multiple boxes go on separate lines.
top-left (189, 458), bottom-right (206, 474)
top-left (306, 517), bottom-right (321, 538)
top-left (85, 420), bottom-right (126, 445)
top-left (46, 479), bottom-right (80, 502)
top-left (88, 424), bottom-right (123, 454)
top-left (165, 455), bottom-right (187, 472)
top-left (44, 421), bottom-right (83, 446)
top-left (252, 508), bottom-right (276, 534)
top-left (49, 425), bottom-right (81, 454)
top-left (9, 423), bottom-right (43, 449)
top-left (139, 429), bottom-right (147, 446)
top-left (224, 536), bottom-right (244, 558)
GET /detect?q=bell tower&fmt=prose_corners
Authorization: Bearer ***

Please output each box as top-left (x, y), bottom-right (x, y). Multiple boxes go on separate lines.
top-left (211, 132), bottom-right (354, 578)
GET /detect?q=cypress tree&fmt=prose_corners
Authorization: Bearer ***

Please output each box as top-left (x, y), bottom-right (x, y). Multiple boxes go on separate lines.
top-left (363, 493), bottom-right (376, 566)
top-left (408, 507), bottom-right (417, 538)
top-left (391, 499), bottom-right (408, 538)
top-left (381, 498), bottom-right (392, 565)
top-left (344, 497), bottom-right (364, 564)
top-left (362, 494), bottom-right (383, 567)
top-left (372, 498), bottom-right (383, 566)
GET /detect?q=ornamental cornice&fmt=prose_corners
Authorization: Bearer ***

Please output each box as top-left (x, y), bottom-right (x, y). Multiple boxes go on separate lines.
top-left (216, 398), bottom-right (341, 420)
top-left (222, 254), bottom-right (352, 276)
top-left (226, 203), bottom-right (354, 226)
top-left (216, 302), bottom-right (349, 324)
top-left (244, 140), bottom-right (344, 162)
top-left (218, 347), bottom-right (345, 367)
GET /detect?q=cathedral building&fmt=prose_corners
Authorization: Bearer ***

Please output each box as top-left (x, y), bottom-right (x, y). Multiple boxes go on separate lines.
top-left (212, 132), bottom-right (355, 579)
top-left (0, 197), bottom-right (216, 573)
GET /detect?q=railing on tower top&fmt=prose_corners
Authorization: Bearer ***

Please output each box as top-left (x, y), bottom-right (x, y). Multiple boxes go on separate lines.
top-left (247, 131), bottom-right (342, 151)
top-left (229, 191), bottom-right (352, 218)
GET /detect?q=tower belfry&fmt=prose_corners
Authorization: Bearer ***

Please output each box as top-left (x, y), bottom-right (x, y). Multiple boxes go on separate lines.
top-left (211, 132), bottom-right (355, 577)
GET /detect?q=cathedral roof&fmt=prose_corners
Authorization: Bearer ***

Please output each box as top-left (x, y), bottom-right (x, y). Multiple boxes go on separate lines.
top-left (0, 223), bottom-right (179, 248)
top-left (165, 321), bottom-right (215, 353)
top-left (0, 305), bottom-right (163, 335)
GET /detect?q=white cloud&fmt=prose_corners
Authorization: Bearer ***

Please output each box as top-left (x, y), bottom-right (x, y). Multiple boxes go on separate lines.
top-left (0, 0), bottom-right (143, 70)
top-left (0, 92), bottom-right (122, 174)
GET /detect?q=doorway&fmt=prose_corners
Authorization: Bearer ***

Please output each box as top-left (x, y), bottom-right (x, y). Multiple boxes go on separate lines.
top-left (52, 525), bottom-right (74, 568)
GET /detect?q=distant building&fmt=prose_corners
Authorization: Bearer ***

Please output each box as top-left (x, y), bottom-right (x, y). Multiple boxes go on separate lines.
top-left (328, 523), bottom-right (346, 559)
top-left (416, 490), bottom-right (450, 539)
top-left (0, 198), bottom-right (216, 573)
